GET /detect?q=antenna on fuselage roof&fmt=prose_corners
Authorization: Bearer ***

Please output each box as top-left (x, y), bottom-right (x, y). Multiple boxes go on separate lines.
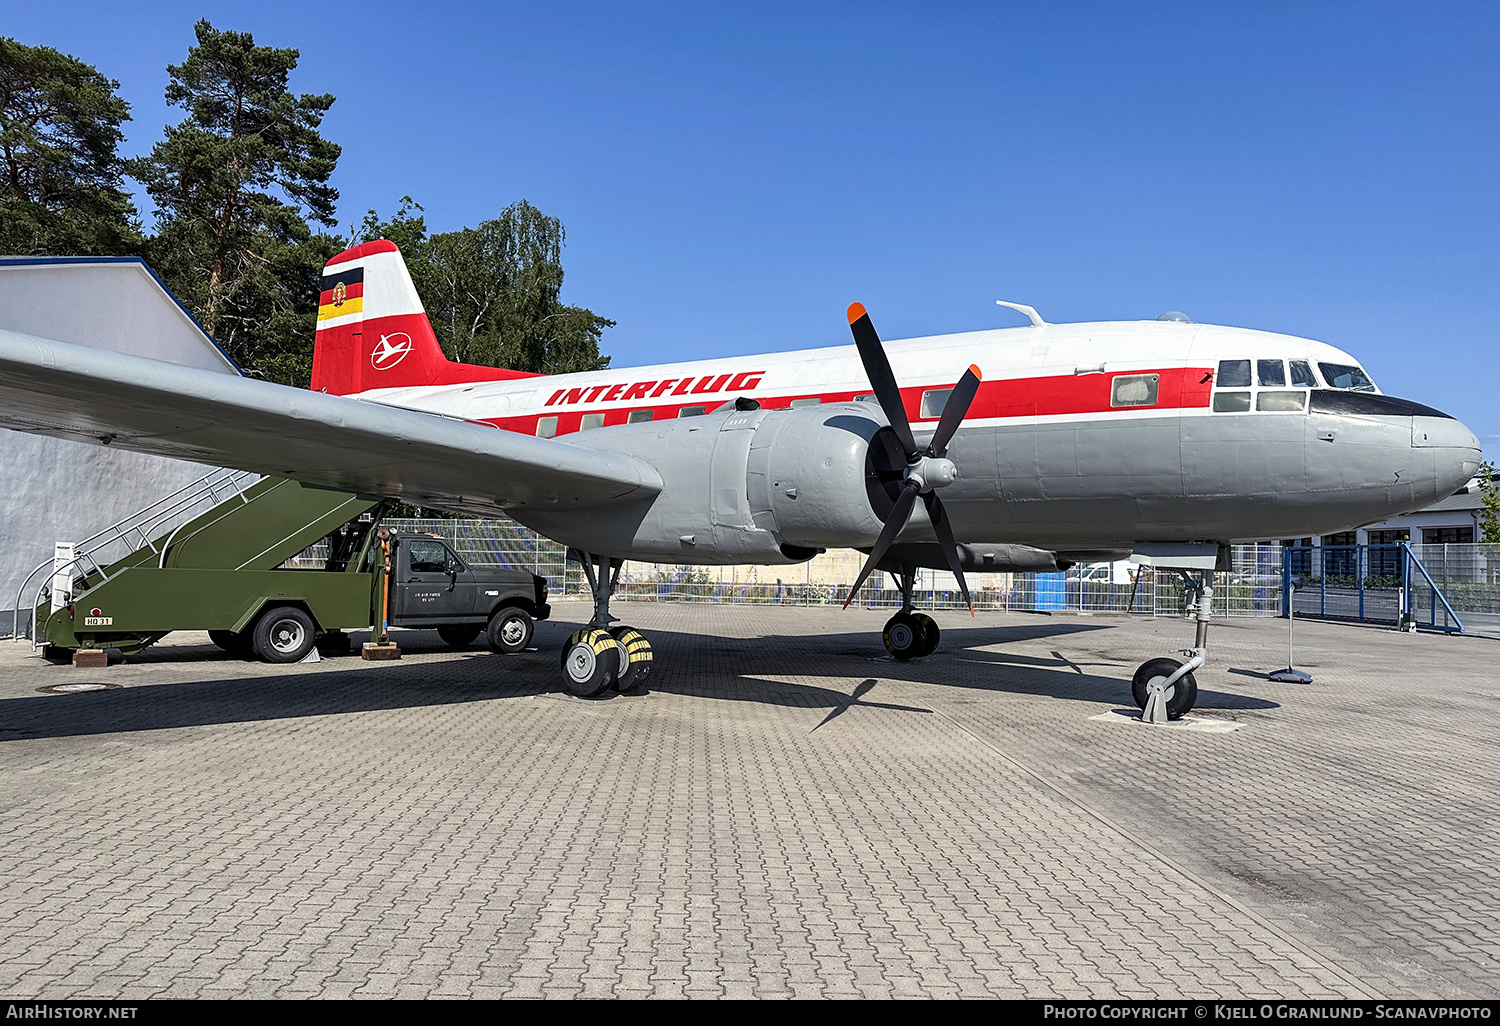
top-left (996, 300), bottom-right (1047, 327)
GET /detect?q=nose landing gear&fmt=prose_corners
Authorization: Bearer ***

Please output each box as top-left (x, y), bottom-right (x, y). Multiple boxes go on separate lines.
top-left (1132, 568), bottom-right (1214, 722)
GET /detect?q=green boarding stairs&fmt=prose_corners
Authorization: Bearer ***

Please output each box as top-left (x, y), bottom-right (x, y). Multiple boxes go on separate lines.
top-left (14, 471), bottom-right (377, 655)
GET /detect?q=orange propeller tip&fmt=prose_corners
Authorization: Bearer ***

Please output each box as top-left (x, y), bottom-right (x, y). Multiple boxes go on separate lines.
top-left (846, 302), bottom-right (868, 325)
top-left (968, 364), bottom-right (982, 380)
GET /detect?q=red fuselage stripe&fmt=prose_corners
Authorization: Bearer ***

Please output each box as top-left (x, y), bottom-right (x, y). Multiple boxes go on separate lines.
top-left (472, 366), bottom-right (1214, 437)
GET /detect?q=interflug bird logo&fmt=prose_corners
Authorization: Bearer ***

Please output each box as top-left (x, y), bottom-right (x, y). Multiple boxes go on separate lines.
top-left (371, 333), bottom-right (414, 370)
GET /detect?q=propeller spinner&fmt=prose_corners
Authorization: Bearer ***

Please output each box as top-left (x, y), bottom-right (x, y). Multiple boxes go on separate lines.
top-left (843, 303), bottom-right (981, 614)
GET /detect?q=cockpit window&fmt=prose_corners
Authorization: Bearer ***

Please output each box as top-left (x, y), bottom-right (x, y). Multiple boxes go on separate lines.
top-left (1257, 360), bottom-right (1285, 387)
top-left (1319, 362), bottom-right (1376, 392)
top-left (1216, 359), bottom-right (1251, 387)
top-left (1289, 360), bottom-right (1316, 387)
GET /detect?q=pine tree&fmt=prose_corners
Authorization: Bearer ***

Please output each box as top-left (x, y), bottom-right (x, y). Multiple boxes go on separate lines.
top-left (130, 20), bottom-right (340, 383)
top-left (0, 37), bottom-right (140, 255)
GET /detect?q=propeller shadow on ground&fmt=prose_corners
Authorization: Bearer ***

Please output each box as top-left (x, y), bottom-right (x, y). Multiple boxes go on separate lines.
top-left (0, 617), bottom-right (1274, 743)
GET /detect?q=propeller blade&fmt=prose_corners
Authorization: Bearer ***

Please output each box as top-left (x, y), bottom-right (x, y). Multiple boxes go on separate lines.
top-left (922, 491), bottom-right (974, 615)
top-left (927, 364), bottom-right (982, 458)
top-left (847, 302), bottom-right (919, 460)
top-left (843, 480), bottom-right (920, 609)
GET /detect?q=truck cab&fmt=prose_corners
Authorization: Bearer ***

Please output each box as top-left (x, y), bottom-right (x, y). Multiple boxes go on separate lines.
top-left (385, 533), bottom-right (551, 651)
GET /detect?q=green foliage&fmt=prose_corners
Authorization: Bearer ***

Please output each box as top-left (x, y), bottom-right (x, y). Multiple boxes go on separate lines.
top-left (0, 37), bottom-right (141, 255)
top-left (362, 197), bottom-right (613, 375)
top-left (1479, 460), bottom-right (1500, 544)
top-left (129, 20), bottom-right (341, 384)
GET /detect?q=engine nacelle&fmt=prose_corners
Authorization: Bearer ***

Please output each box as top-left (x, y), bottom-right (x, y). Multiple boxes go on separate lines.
top-left (513, 403), bottom-right (891, 563)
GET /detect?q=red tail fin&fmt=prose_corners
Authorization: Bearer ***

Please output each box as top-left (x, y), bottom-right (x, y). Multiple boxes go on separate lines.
top-left (310, 240), bottom-right (540, 394)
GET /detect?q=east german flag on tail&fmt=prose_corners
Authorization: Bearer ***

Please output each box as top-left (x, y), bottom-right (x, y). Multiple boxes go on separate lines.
top-left (317, 265), bottom-right (364, 323)
top-left (309, 239), bottom-right (541, 395)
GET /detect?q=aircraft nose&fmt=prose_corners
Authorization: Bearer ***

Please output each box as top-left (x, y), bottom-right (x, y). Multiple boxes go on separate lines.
top-left (1410, 410), bottom-right (1482, 491)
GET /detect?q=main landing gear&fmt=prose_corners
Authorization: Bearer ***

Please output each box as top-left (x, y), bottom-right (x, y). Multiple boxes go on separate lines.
top-left (1131, 569), bottom-right (1212, 722)
top-left (881, 564), bottom-right (940, 660)
top-left (559, 551), bottom-right (654, 698)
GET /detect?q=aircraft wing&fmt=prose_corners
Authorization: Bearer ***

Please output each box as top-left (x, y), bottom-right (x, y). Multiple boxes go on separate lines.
top-left (0, 328), bottom-right (662, 516)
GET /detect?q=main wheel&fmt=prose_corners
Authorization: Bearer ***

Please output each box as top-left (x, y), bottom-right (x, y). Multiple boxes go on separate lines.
top-left (1131, 657), bottom-right (1198, 720)
top-left (882, 612), bottom-right (922, 660)
top-left (251, 607), bottom-right (316, 663)
top-left (486, 607), bottom-right (534, 654)
top-left (609, 626), bottom-right (653, 693)
top-left (910, 613), bottom-right (940, 657)
top-left (438, 624), bottom-right (482, 648)
top-left (560, 628), bottom-right (618, 697)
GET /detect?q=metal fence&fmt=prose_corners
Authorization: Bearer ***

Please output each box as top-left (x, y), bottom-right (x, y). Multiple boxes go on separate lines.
top-left (386, 518), bottom-right (1293, 618)
top-left (1283, 543), bottom-right (1497, 635)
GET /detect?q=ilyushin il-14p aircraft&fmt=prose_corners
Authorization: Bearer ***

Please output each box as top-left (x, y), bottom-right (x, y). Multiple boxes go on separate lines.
top-left (0, 241), bottom-right (1481, 718)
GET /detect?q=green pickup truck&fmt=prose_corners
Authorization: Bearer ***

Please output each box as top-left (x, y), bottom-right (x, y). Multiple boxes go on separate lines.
top-left (36, 478), bottom-right (550, 662)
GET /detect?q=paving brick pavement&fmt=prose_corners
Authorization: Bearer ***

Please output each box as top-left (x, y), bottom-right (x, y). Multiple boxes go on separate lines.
top-left (0, 600), bottom-right (1495, 999)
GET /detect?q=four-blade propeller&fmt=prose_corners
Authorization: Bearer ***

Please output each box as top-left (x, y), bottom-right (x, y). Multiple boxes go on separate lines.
top-left (843, 302), bottom-right (980, 614)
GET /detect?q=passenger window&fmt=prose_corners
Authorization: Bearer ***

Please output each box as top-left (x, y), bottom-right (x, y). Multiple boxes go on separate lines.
top-left (536, 416), bottom-right (557, 438)
top-left (1216, 360), bottom-right (1251, 388)
top-left (678, 406), bottom-right (707, 417)
top-left (1257, 360), bottom-right (1285, 387)
top-left (789, 397), bottom-right (822, 408)
top-left (579, 413), bottom-right (605, 430)
top-left (854, 393), bottom-right (878, 403)
top-left (1110, 373), bottom-right (1159, 407)
top-left (1256, 391), bottom-right (1307, 412)
top-left (407, 540), bottom-right (449, 574)
top-left (1289, 360), bottom-right (1316, 387)
top-left (920, 389), bottom-right (952, 419)
top-left (627, 409), bottom-right (654, 423)
top-left (1212, 391), bottom-right (1251, 413)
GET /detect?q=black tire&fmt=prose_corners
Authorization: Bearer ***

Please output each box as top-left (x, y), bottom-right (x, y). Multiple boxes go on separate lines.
top-left (1131, 657), bottom-right (1198, 720)
top-left (438, 624), bottom-right (482, 648)
top-left (882, 612), bottom-right (922, 660)
top-left (487, 607), bottom-right (534, 654)
top-left (910, 613), bottom-right (940, 656)
top-left (251, 606), bottom-right (316, 664)
top-left (560, 628), bottom-right (618, 697)
top-left (609, 626), bottom-right (653, 693)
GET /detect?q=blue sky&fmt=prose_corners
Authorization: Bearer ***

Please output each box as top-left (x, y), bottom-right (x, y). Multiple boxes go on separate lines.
top-left (11, 1), bottom-right (1499, 443)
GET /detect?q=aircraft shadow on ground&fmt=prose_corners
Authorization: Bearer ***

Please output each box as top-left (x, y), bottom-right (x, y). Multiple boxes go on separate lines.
top-left (0, 618), bottom-right (1275, 742)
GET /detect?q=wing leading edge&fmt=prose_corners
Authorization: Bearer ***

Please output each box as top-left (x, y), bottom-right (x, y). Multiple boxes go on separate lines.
top-left (0, 328), bottom-right (662, 516)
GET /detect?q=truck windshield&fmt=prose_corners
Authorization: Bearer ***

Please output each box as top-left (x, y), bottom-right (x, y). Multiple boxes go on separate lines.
top-left (1318, 362), bottom-right (1376, 392)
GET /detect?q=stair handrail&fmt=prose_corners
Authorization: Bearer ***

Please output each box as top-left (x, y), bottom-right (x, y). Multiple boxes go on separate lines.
top-left (7, 466), bottom-right (261, 642)
top-left (156, 472), bottom-right (260, 569)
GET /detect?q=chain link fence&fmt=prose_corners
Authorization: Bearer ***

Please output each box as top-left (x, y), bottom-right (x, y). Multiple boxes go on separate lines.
top-left (386, 518), bottom-right (1296, 617)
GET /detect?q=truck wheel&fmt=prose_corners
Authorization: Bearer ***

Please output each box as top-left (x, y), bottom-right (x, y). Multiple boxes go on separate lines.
top-left (438, 625), bottom-right (482, 648)
top-left (252, 606), bottom-right (316, 663)
top-left (487, 607), bottom-right (533, 654)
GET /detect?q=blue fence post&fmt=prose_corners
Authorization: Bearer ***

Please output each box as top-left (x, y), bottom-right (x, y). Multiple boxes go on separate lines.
top-left (1356, 546), bottom-right (1365, 621)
